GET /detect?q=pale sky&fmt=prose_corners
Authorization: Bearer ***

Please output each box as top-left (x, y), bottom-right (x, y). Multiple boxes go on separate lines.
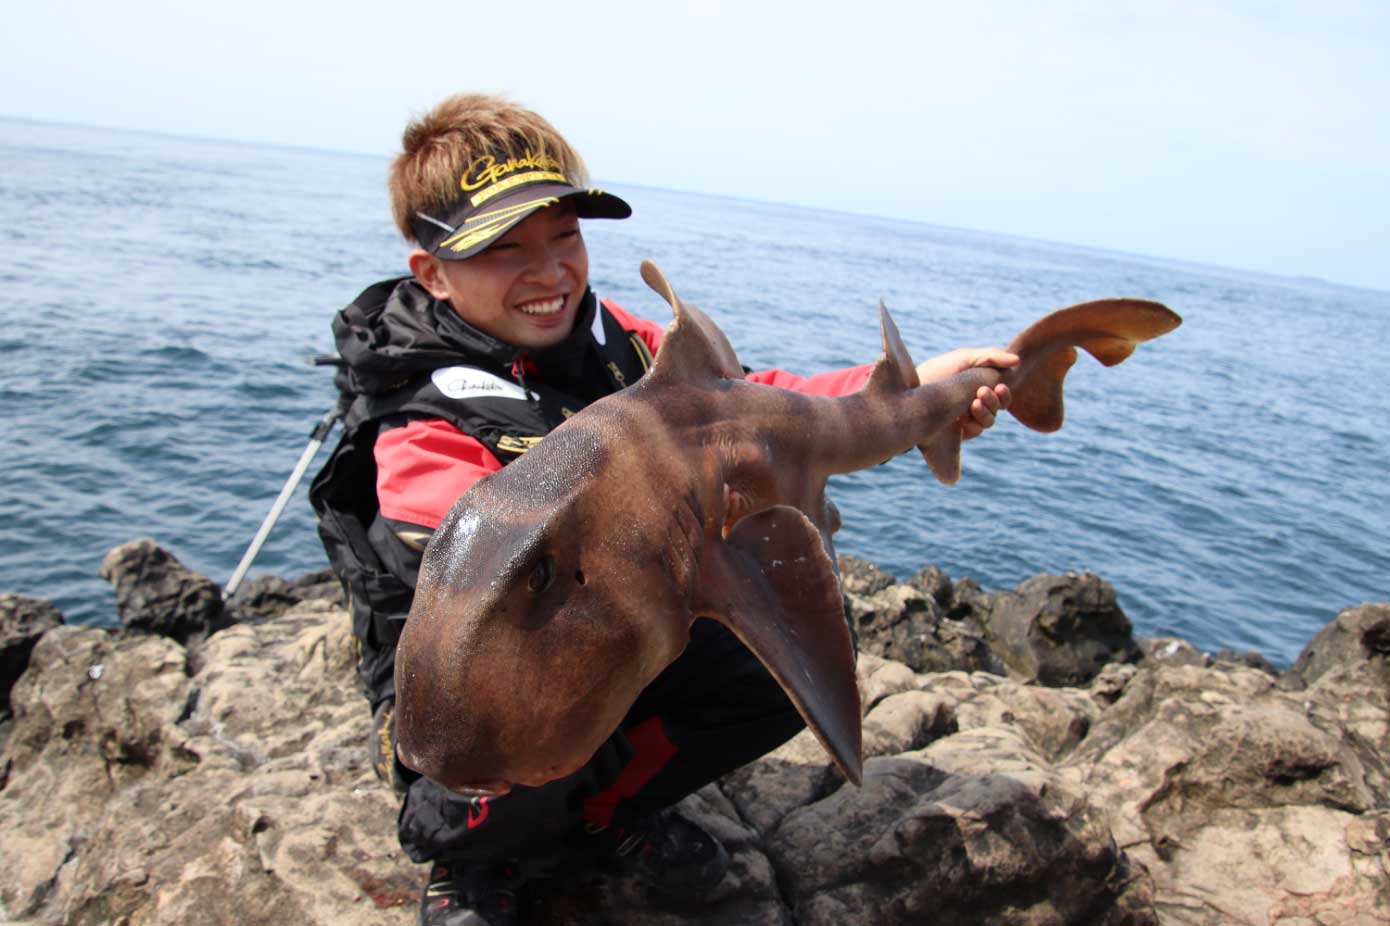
top-left (4, 0), bottom-right (1387, 291)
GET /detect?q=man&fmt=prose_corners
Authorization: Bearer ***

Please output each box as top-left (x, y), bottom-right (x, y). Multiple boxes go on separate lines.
top-left (310, 93), bottom-right (1013, 926)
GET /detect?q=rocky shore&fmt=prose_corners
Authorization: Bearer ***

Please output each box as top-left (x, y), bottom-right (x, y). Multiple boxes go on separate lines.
top-left (1, 539), bottom-right (1386, 925)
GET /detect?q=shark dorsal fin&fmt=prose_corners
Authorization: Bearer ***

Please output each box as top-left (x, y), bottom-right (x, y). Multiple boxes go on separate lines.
top-left (863, 301), bottom-right (921, 395)
top-left (641, 260), bottom-right (745, 384)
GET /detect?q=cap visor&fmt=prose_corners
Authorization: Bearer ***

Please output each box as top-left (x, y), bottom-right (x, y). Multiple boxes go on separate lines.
top-left (432, 183), bottom-right (631, 260)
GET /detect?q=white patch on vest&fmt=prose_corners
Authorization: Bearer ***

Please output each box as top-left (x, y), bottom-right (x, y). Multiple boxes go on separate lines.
top-left (431, 366), bottom-right (532, 401)
top-left (590, 294), bottom-right (607, 345)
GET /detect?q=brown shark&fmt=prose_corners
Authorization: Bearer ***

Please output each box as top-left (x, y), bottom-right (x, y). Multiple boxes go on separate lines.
top-left (394, 260), bottom-right (1181, 795)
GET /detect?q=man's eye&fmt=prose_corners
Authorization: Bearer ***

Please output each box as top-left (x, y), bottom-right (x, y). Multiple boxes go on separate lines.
top-left (527, 556), bottom-right (555, 593)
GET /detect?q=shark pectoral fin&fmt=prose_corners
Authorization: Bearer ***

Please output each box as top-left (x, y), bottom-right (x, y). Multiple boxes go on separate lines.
top-left (698, 506), bottom-right (863, 785)
top-left (640, 260), bottom-right (745, 383)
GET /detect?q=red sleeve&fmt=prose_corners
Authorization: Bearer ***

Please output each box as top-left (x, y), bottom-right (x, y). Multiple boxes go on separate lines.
top-left (374, 419), bottom-right (503, 530)
top-left (602, 297), bottom-right (871, 397)
top-left (601, 298), bottom-right (664, 355)
top-left (745, 364), bottom-right (873, 396)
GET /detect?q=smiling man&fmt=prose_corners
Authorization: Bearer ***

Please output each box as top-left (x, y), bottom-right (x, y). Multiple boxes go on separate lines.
top-left (309, 93), bottom-right (1012, 926)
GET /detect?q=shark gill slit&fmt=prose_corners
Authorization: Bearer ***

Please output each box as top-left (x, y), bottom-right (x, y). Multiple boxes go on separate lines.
top-left (660, 491), bottom-right (703, 600)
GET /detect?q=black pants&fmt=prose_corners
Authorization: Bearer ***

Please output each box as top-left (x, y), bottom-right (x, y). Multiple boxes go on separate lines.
top-left (395, 617), bottom-right (808, 867)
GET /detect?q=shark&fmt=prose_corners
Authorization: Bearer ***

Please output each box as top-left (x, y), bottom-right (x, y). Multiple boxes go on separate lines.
top-left (394, 260), bottom-right (1181, 796)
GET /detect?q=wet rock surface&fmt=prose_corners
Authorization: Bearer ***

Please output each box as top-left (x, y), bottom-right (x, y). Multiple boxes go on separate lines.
top-left (1, 545), bottom-right (1386, 925)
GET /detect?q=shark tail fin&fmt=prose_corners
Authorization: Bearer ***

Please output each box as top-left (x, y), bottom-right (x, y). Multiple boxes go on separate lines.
top-left (1005, 297), bottom-right (1182, 433)
top-left (915, 297), bottom-right (1182, 485)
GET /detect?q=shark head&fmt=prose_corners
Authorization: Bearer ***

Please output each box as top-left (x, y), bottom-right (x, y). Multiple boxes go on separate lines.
top-left (393, 420), bottom-right (695, 796)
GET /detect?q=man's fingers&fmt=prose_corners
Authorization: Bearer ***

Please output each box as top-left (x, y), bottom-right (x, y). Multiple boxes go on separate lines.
top-left (974, 349), bottom-right (1019, 369)
top-left (961, 383), bottom-right (1012, 441)
top-left (971, 396), bottom-right (996, 428)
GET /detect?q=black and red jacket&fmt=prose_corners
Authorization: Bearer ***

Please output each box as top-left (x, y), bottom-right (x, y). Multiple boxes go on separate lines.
top-left (309, 276), bottom-right (870, 708)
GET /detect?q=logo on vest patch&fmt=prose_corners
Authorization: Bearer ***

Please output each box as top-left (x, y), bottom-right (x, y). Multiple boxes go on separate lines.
top-left (497, 435), bottom-right (545, 455)
top-left (431, 366), bottom-right (532, 402)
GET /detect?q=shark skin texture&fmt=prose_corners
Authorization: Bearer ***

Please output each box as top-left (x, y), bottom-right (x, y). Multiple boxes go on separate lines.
top-left (394, 260), bottom-right (1182, 796)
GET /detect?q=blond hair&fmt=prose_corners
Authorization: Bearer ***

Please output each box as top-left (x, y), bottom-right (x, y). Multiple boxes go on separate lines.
top-left (388, 94), bottom-right (589, 243)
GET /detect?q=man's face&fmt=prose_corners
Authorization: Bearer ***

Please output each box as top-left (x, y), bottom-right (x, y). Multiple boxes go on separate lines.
top-left (417, 201), bottom-right (590, 350)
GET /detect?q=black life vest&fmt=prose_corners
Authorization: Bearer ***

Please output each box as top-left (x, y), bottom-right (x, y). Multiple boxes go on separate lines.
top-left (350, 311), bottom-right (652, 465)
top-left (307, 279), bottom-right (654, 705)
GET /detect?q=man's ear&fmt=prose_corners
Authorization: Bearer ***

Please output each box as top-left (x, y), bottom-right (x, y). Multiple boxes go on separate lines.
top-left (408, 249), bottom-right (451, 301)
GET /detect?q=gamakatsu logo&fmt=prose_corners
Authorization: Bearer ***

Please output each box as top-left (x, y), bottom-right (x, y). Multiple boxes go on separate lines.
top-left (461, 150), bottom-right (565, 191)
top-left (431, 367), bottom-right (531, 402)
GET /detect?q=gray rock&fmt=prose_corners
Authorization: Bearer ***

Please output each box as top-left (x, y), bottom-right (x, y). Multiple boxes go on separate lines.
top-left (0, 624), bottom-right (195, 921)
top-left (1061, 661), bottom-right (1390, 924)
top-left (1290, 603), bottom-right (1390, 770)
top-left (1138, 636), bottom-right (1209, 669)
top-left (289, 567), bottom-right (345, 605)
top-left (226, 574), bottom-right (303, 622)
top-left (0, 594), bottom-right (64, 719)
top-left (3, 559), bottom-right (1387, 925)
top-left (943, 575), bottom-right (996, 623)
top-left (772, 727), bottom-right (1154, 925)
top-left (0, 602), bottom-right (408, 926)
top-left (836, 555), bottom-right (898, 597)
top-left (227, 569), bottom-right (344, 624)
top-left (847, 575), bottom-right (1003, 676)
top-left (982, 572), bottom-right (1140, 686)
top-left (98, 539), bottom-right (233, 645)
top-left (1087, 662), bottom-right (1140, 707)
top-left (905, 564), bottom-right (952, 607)
top-left (1288, 602), bottom-right (1390, 690)
top-left (1210, 648), bottom-right (1279, 675)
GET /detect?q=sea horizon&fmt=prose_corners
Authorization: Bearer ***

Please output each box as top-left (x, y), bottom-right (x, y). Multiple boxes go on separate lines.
top-left (5, 112), bottom-right (1383, 298)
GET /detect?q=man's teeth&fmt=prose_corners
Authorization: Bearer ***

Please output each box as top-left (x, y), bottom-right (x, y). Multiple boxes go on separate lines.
top-left (518, 297), bottom-right (564, 316)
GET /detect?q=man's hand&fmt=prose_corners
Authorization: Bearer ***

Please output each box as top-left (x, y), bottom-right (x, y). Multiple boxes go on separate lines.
top-left (914, 348), bottom-right (1018, 440)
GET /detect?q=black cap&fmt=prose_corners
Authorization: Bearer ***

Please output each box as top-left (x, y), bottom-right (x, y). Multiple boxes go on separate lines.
top-left (410, 149), bottom-right (631, 259)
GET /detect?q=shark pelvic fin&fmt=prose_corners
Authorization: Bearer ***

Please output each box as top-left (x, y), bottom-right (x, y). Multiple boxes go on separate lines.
top-left (1005, 297), bottom-right (1182, 433)
top-left (698, 505), bottom-right (863, 785)
top-left (918, 428), bottom-right (966, 485)
top-left (641, 260), bottom-right (745, 384)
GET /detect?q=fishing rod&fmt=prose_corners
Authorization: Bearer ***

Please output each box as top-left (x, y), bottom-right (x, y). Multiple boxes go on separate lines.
top-left (224, 357), bottom-right (344, 600)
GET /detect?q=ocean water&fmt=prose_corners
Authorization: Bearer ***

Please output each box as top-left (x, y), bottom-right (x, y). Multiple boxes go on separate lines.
top-left (2, 118), bottom-right (1386, 668)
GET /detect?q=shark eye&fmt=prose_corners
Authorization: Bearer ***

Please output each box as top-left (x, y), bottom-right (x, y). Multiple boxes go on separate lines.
top-left (527, 556), bottom-right (555, 594)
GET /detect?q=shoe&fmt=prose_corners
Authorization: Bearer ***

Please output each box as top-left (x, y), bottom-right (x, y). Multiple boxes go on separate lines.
top-left (587, 807), bottom-right (730, 899)
top-left (371, 698), bottom-right (409, 793)
top-left (418, 860), bottom-right (524, 926)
